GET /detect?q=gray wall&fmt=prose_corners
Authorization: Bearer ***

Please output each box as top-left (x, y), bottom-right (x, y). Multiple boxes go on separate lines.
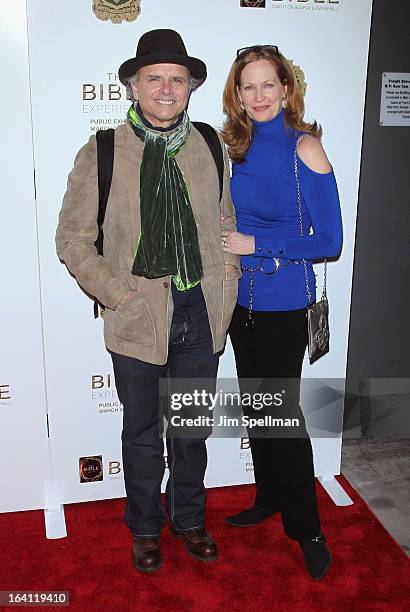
top-left (347, 0), bottom-right (410, 386)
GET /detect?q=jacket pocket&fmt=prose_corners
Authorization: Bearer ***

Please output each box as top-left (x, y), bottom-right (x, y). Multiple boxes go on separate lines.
top-left (110, 295), bottom-right (155, 346)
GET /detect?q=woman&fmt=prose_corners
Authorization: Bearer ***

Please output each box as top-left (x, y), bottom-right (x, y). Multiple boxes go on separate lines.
top-left (221, 45), bottom-right (342, 579)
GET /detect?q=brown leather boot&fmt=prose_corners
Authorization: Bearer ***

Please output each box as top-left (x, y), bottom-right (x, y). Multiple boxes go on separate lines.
top-left (171, 527), bottom-right (218, 562)
top-left (132, 537), bottom-right (162, 573)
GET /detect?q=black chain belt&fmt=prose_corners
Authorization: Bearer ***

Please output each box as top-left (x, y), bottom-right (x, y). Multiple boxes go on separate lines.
top-left (241, 257), bottom-right (302, 327)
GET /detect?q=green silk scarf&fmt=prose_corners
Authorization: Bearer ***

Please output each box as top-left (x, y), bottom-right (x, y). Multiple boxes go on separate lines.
top-left (128, 105), bottom-right (203, 291)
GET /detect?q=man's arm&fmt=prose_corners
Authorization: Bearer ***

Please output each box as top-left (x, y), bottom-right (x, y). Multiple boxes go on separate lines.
top-left (56, 135), bottom-right (130, 310)
top-left (217, 132), bottom-right (240, 277)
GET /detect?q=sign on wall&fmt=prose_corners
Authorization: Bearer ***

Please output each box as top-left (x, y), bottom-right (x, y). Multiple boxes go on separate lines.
top-left (380, 73), bottom-right (410, 127)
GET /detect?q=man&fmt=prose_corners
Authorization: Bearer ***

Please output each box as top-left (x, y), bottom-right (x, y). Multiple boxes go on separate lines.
top-left (56, 29), bottom-right (239, 572)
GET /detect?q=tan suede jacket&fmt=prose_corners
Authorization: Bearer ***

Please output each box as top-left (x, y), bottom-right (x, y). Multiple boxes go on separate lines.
top-left (56, 122), bottom-right (239, 365)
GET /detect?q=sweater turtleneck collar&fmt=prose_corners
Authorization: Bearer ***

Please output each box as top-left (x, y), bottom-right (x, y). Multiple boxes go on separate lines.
top-left (252, 108), bottom-right (285, 139)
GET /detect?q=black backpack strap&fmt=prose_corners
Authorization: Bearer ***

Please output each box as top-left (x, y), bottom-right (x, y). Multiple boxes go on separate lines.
top-left (193, 122), bottom-right (224, 202)
top-left (95, 128), bottom-right (115, 254)
top-left (94, 128), bottom-right (114, 318)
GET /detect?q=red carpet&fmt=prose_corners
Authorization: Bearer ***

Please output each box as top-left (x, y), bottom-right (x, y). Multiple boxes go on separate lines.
top-left (1, 476), bottom-right (409, 612)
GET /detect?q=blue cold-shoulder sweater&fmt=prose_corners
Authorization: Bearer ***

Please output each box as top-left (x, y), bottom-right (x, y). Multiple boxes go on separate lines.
top-left (230, 110), bottom-right (343, 312)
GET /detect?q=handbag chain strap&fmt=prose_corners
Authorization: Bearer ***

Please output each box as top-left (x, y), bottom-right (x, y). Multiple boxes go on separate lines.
top-left (294, 135), bottom-right (327, 306)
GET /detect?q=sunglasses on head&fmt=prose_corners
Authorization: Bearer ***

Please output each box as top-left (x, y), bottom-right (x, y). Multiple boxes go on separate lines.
top-left (236, 45), bottom-right (279, 61)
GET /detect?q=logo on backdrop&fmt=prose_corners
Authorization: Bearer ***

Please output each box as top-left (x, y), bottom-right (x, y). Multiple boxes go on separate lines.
top-left (82, 72), bottom-right (129, 133)
top-left (239, 438), bottom-right (253, 471)
top-left (271, 0), bottom-right (340, 11)
top-left (79, 456), bottom-right (104, 483)
top-left (108, 460), bottom-right (122, 480)
top-left (91, 374), bottom-right (123, 415)
top-left (0, 384), bottom-right (12, 406)
top-left (107, 456), bottom-right (168, 480)
top-left (287, 59), bottom-right (307, 97)
top-left (93, 0), bottom-right (141, 24)
top-left (240, 0), bottom-right (266, 7)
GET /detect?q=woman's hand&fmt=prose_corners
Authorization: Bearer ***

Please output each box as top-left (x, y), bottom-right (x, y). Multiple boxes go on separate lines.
top-left (222, 230), bottom-right (255, 255)
top-left (224, 263), bottom-right (239, 277)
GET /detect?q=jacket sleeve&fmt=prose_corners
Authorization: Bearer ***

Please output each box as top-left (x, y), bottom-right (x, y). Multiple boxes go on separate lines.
top-left (254, 164), bottom-right (343, 261)
top-left (218, 132), bottom-right (241, 275)
top-left (55, 135), bottom-right (130, 309)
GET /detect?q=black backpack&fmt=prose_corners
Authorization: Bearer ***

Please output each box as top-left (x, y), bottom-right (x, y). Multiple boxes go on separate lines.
top-left (93, 123), bottom-right (224, 317)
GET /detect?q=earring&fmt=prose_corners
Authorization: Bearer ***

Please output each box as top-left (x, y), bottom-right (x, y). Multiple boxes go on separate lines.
top-left (282, 97), bottom-right (287, 109)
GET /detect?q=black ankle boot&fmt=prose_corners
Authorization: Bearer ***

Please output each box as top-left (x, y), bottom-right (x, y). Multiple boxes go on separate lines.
top-left (225, 505), bottom-right (279, 527)
top-left (299, 533), bottom-right (332, 579)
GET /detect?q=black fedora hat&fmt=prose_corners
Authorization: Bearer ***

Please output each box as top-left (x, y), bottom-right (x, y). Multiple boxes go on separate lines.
top-left (118, 29), bottom-right (207, 85)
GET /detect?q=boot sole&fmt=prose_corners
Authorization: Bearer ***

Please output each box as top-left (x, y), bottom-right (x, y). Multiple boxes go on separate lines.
top-left (311, 552), bottom-right (332, 580)
top-left (225, 516), bottom-right (272, 527)
top-left (225, 510), bottom-right (278, 527)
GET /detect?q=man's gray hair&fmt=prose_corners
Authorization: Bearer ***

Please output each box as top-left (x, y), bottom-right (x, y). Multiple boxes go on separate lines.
top-left (125, 70), bottom-right (204, 102)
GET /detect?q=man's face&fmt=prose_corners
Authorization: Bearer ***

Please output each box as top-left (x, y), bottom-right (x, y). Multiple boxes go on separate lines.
top-left (131, 63), bottom-right (190, 128)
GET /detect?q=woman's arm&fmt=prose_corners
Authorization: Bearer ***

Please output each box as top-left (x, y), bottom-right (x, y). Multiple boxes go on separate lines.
top-left (223, 137), bottom-right (343, 259)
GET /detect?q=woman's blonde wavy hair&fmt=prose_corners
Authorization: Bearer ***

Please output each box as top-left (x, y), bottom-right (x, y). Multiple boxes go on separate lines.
top-left (222, 47), bottom-right (321, 163)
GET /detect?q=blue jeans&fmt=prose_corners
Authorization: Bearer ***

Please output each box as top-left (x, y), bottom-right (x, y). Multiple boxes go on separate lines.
top-left (110, 304), bottom-right (219, 537)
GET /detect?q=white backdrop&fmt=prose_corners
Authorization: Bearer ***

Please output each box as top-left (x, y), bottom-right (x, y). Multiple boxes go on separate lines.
top-left (1, 0), bottom-right (373, 524)
top-left (0, 0), bottom-right (50, 512)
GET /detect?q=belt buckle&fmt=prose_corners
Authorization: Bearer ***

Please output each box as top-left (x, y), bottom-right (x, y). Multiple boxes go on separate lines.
top-left (259, 257), bottom-right (280, 275)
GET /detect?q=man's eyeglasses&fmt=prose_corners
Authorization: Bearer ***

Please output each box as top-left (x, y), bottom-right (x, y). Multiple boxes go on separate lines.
top-left (236, 45), bottom-right (279, 61)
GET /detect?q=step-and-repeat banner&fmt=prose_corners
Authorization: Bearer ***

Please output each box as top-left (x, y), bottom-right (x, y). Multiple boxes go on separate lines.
top-left (0, 1), bottom-right (50, 512)
top-left (1, 0), bottom-right (373, 513)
